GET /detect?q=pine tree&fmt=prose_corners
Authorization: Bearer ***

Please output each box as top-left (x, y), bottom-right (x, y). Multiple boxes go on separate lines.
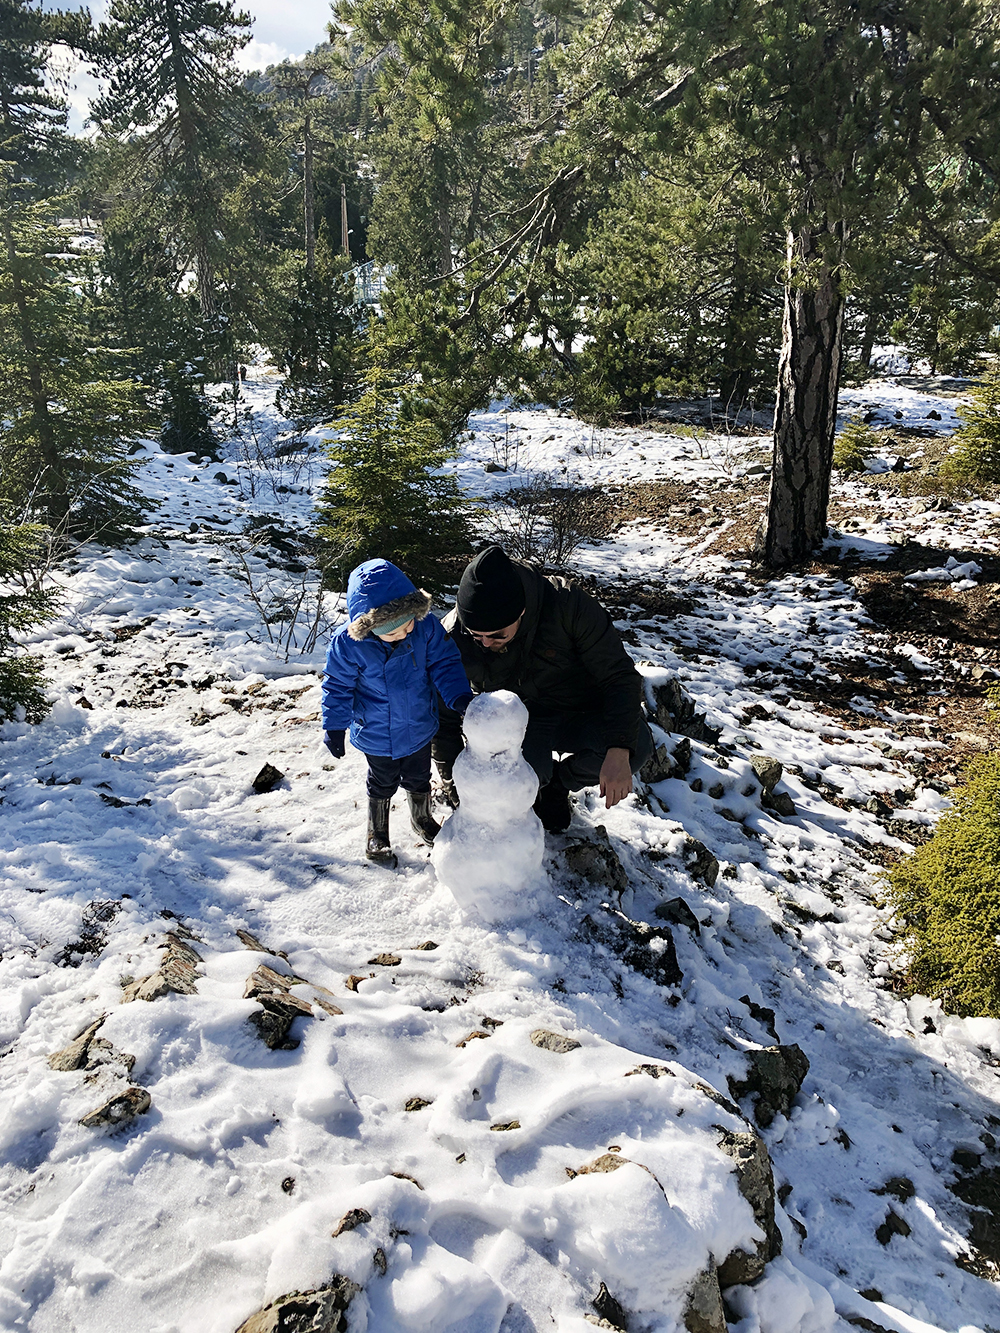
top-left (0, 202), bottom-right (148, 535)
top-left (943, 360), bottom-right (1000, 484)
top-left (314, 360), bottom-right (473, 591)
top-left (0, 1), bottom-right (146, 535)
top-left (0, 522), bottom-right (58, 723)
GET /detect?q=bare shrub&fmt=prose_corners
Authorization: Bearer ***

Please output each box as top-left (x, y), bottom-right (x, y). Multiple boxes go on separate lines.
top-left (484, 476), bottom-right (615, 567)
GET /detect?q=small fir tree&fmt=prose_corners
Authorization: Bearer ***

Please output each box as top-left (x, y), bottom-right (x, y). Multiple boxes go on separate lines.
top-left (888, 755), bottom-right (1000, 1017)
top-left (943, 361), bottom-right (1000, 484)
top-left (832, 418), bottom-right (878, 473)
top-left (273, 243), bottom-right (363, 425)
top-left (0, 202), bottom-right (148, 537)
top-left (314, 361), bottom-right (473, 591)
top-left (0, 522), bottom-right (58, 723)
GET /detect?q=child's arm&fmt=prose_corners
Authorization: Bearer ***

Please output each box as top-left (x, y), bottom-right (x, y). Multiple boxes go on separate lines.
top-left (321, 635), bottom-right (361, 735)
top-left (425, 615), bottom-right (473, 711)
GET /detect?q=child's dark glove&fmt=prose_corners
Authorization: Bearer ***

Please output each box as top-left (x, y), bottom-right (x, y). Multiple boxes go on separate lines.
top-left (324, 730), bottom-right (346, 758)
top-left (453, 692), bottom-right (474, 716)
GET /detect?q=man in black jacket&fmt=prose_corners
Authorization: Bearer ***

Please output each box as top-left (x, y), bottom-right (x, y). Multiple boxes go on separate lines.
top-left (434, 545), bottom-right (653, 831)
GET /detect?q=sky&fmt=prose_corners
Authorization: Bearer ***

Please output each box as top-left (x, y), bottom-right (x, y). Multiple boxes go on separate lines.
top-left (46, 0), bottom-right (337, 131)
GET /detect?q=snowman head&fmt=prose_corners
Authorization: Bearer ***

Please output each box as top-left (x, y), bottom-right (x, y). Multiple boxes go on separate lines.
top-left (462, 689), bottom-right (528, 759)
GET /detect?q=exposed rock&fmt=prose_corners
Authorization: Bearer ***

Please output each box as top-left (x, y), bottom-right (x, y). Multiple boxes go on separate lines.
top-left (332, 1207), bottom-right (371, 1236)
top-left (234, 1278), bottom-right (360, 1333)
top-left (122, 930), bottom-right (203, 1002)
top-left (654, 897), bottom-right (701, 934)
top-left (83, 1035), bottom-right (136, 1074)
top-left (570, 1152), bottom-right (626, 1178)
top-left (950, 1163), bottom-right (1000, 1263)
top-left (717, 1128), bottom-right (782, 1286)
top-left (531, 1028), bottom-right (581, 1054)
top-left (707, 782), bottom-right (725, 800)
top-left (455, 1030), bottom-right (491, 1047)
top-left (682, 838), bottom-right (719, 888)
top-left (281, 1177), bottom-right (295, 1194)
top-left (875, 1209), bottom-right (911, 1244)
top-left (694, 1081), bottom-right (744, 1118)
top-left (683, 1266), bottom-right (726, 1333)
top-left (738, 995), bottom-right (778, 1040)
top-left (236, 928), bottom-right (289, 959)
top-left (405, 1097), bottom-right (432, 1111)
top-left (763, 790), bottom-right (796, 817)
top-left (413, 940), bottom-right (438, 950)
top-left (873, 1176), bottom-right (914, 1202)
top-left (728, 1044), bottom-right (809, 1128)
top-left (639, 734), bottom-right (692, 784)
top-left (625, 1064), bottom-right (674, 1080)
top-left (750, 755), bottom-right (783, 795)
top-left (251, 762), bottom-right (285, 794)
top-left (244, 964), bottom-right (305, 999)
top-left (372, 1247), bottom-right (387, 1276)
top-left (249, 990), bottom-right (314, 1050)
top-left (639, 742), bottom-right (675, 784)
top-left (591, 1281), bottom-right (628, 1330)
top-left (345, 974), bottom-right (373, 991)
top-left (368, 953), bottom-right (401, 966)
top-left (564, 826), bottom-right (628, 896)
top-left (79, 1085), bottom-right (151, 1130)
top-left (48, 1017), bottom-right (107, 1071)
top-left (490, 1119), bottom-right (521, 1131)
top-left (648, 679), bottom-right (721, 745)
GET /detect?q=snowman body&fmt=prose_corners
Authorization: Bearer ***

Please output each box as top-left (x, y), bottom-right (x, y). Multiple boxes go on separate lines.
top-left (433, 690), bottom-right (545, 920)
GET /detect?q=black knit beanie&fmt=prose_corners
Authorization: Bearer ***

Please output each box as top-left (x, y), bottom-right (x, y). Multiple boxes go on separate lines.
top-left (456, 545), bottom-right (526, 632)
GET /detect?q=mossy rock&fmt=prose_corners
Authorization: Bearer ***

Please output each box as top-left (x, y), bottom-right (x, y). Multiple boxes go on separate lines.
top-left (888, 755), bottom-right (1000, 1017)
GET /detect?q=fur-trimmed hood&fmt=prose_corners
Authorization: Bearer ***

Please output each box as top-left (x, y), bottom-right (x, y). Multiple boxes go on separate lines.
top-left (346, 559), bottom-right (432, 639)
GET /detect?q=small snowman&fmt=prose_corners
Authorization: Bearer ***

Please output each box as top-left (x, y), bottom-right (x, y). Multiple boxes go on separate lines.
top-left (433, 690), bottom-right (545, 920)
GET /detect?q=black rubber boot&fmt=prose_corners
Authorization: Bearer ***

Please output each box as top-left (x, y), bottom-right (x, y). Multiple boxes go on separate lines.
top-left (366, 797), bottom-right (397, 867)
top-left (533, 776), bottom-right (572, 833)
top-left (407, 790), bottom-right (441, 844)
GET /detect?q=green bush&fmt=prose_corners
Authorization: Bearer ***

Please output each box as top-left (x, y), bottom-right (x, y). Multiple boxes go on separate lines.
top-left (888, 755), bottom-right (1000, 1017)
top-left (314, 361), bottom-right (474, 592)
top-left (943, 360), bottom-right (1000, 484)
top-left (0, 523), bottom-right (58, 723)
top-left (833, 418), bottom-right (878, 472)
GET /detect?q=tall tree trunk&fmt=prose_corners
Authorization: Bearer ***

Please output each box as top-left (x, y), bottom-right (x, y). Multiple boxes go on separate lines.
top-left (859, 308), bottom-right (878, 369)
top-left (304, 114), bottom-right (316, 272)
top-left (164, 0), bottom-right (215, 317)
top-left (757, 215), bottom-right (845, 567)
top-left (1, 217), bottom-right (68, 523)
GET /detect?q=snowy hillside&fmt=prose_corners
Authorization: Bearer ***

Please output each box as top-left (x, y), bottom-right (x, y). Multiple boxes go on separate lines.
top-left (1, 369), bottom-right (999, 1333)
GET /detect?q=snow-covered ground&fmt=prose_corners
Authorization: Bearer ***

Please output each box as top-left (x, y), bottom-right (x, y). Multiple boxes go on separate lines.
top-left (1, 369), bottom-right (999, 1333)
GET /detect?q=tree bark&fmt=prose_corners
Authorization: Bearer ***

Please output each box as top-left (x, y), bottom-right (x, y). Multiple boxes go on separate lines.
top-left (757, 215), bottom-right (845, 568)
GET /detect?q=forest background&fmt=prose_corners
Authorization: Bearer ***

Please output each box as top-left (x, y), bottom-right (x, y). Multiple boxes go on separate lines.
top-left (5, 0), bottom-right (1000, 713)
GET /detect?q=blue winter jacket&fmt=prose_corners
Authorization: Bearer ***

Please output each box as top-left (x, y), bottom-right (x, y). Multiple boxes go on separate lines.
top-left (321, 561), bottom-right (471, 760)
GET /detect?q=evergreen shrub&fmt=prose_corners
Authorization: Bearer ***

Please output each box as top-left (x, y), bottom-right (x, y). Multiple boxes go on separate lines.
top-left (314, 363), bottom-right (473, 592)
top-left (0, 523), bottom-right (57, 723)
top-left (943, 361), bottom-right (1000, 484)
top-left (888, 755), bottom-right (1000, 1017)
top-left (833, 418), bottom-right (878, 472)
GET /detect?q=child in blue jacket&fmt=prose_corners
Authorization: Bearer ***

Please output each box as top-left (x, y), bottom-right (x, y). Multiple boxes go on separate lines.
top-left (322, 559), bottom-right (472, 867)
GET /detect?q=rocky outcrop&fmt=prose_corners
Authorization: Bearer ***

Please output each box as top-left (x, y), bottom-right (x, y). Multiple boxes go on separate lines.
top-left (681, 839), bottom-right (719, 888)
top-left (79, 1085), bottom-right (151, 1130)
top-left (647, 679), bottom-right (721, 745)
top-left (49, 1015), bottom-right (135, 1075)
top-left (564, 826), bottom-right (628, 896)
top-left (716, 1128), bottom-right (782, 1286)
top-left (122, 928), bottom-right (203, 1002)
top-left (234, 1278), bottom-right (360, 1333)
top-left (244, 961), bottom-right (344, 1051)
top-left (751, 755), bottom-right (796, 817)
top-left (728, 1044), bottom-right (809, 1128)
top-left (531, 1029), bottom-right (581, 1054)
top-left (683, 1266), bottom-right (726, 1333)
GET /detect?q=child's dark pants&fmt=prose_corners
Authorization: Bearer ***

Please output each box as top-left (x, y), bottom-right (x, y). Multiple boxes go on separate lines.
top-left (365, 743), bottom-right (433, 800)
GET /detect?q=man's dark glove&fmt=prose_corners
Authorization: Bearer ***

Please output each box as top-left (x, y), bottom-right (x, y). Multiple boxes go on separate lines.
top-left (324, 730), bottom-right (346, 758)
top-left (453, 692), bottom-right (474, 716)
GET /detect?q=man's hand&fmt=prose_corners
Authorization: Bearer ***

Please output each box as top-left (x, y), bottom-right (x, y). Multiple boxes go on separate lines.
top-left (324, 730), bottom-right (346, 759)
top-left (599, 747), bottom-right (633, 809)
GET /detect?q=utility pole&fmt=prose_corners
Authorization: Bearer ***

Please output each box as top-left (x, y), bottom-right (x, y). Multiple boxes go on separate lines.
top-left (341, 182), bottom-right (350, 259)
